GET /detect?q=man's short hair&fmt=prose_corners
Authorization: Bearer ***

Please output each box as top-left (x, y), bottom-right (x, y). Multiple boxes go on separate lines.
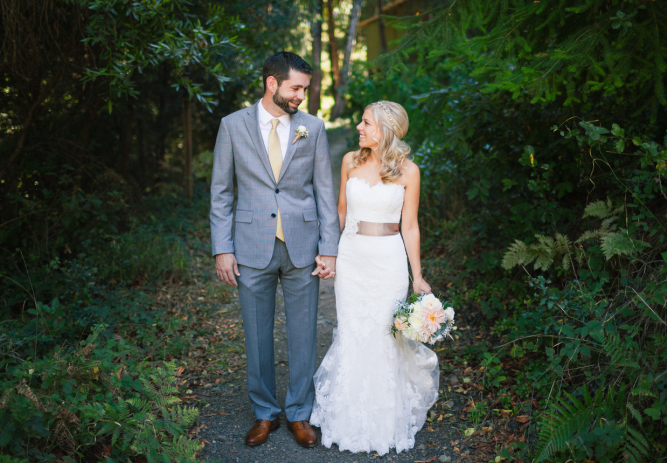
top-left (263, 52), bottom-right (313, 92)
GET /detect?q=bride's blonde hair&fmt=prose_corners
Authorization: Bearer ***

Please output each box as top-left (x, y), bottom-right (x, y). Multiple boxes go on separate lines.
top-left (349, 100), bottom-right (411, 184)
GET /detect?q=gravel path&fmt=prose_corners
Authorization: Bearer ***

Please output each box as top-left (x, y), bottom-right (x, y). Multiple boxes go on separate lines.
top-left (197, 126), bottom-right (465, 463)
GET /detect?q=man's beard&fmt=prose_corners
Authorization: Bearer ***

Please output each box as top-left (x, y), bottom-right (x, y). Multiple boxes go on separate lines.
top-left (273, 89), bottom-right (300, 115)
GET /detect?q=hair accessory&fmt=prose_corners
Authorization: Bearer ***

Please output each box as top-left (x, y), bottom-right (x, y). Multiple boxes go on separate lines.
top-left (376, 101), bottom-right (397, 131)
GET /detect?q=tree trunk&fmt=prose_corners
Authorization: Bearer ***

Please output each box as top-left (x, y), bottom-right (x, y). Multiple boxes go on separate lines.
top-left (183, 98), bottom-right (193, 199)
top-left (378, 0), bottom-right (387, 53)
top-left (1, 61), bottom-right (66, 176)
top-left (156, 65), bottom-right (169, 167)
top-left (120, 101), bottom-right (134, 178)
top-left (331, 0), bottom-right (363, 120)
top-left (326, 0), bottom-right (340, 101)
top-left (308, 0), bottom-right (323, 116)
top-left (137, 117), bottom-right (147, 188)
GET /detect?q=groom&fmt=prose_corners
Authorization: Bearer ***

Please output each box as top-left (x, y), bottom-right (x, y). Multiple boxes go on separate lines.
top-left (210, 52), bottom-right (339, 448)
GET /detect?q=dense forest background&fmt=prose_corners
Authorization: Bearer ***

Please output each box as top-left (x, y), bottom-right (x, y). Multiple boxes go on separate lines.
top-left (1, 0), bottom-right (667, 462)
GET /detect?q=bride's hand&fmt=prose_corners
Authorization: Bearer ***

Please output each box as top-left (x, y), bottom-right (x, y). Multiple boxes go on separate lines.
top-left (413, 277), bottom-right (431, 295)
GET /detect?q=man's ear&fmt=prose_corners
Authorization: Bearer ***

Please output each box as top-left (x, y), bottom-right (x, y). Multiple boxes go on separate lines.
top-left (266, 76), bottom-right (278, 95)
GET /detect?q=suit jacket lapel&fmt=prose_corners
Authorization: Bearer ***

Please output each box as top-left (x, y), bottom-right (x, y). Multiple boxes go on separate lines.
top-left (243, 102), bottom-right (275, 183)
top-left (278, 112), bottom-right (302, 183)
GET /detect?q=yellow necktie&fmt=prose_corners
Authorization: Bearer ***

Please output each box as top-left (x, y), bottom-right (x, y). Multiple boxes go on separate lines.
top-left (269, 119), bottom-right (284, 241)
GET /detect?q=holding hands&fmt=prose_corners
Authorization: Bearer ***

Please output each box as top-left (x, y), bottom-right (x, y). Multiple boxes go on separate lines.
top-left (312, 255), bottom-right (336, 279)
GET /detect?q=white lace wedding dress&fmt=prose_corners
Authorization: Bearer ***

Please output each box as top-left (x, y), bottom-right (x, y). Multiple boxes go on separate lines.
top-left (310, 177), bottom-right (440, 455)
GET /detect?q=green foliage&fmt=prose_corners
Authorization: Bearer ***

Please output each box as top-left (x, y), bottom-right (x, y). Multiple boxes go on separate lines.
top-left (534, 384), bottom-right (651, 463)
top-left (0, 323), bottom-right (199, 462)
top-left (80, 362), bottom-right (200, 462)
top-left (0, 190), bottom-right (220, 462)
top-left (384, 0), bottom-right (667, 120)
top-left (502, 233), bottom-right (573, 272)
top-left (501, 121), bottom-right (663, 279)
top-left (73, 0), bottom-right (239, 110)
top-left (480, 353), bottom-right (506, 389)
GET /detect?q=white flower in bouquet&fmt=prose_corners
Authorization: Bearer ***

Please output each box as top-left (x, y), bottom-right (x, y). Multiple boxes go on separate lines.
top-left (421, 293), bottom-right (443, 310)
top-left (403, 326), bottom-right (418, 341)
top-left (444, 307), bottom-right (455, 321)
top-left (408, 311), bottom-right (424, 331)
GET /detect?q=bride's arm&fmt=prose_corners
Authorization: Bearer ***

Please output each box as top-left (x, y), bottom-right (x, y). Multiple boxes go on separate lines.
top-left (337, 153), bottom-right (353, 233)
top-left (400, 161), bottom-right (431, 295)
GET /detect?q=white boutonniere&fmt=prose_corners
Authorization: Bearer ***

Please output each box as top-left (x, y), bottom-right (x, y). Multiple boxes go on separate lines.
top-left (292, 125), bottom-right (308, 145)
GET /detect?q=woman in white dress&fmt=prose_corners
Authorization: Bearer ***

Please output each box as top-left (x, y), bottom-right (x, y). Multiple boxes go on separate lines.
top-left (310, 101), bottom-right (440, 455)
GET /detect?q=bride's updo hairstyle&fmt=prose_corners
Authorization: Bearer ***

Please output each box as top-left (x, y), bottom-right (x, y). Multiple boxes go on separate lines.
top-left (349, 100), bottom-right (411, 184)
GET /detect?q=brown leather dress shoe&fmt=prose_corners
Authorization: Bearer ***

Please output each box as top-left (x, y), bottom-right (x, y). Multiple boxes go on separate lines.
top-left (286, 419), bottom-right (317, 448)
top-left (245, 418), bottom-right (280, 446)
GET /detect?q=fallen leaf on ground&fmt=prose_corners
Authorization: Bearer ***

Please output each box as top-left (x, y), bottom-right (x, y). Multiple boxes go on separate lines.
top-left (464, 428), bottom-right (475, 437)
top-left (515, 415), bottom-right (530, 423)
top-left (202, 411), bottom-right (230, 417)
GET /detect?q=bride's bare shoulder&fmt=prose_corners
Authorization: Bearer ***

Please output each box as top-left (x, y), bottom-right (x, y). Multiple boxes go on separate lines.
top-left (342, 151), bottom-right (356, 164)
top-left (341, 151), bottom-right (357, 171)
top-left (401, 159), bottom-right (420, 181)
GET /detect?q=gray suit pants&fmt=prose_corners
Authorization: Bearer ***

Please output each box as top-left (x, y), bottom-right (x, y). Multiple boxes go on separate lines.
top-left (237, 238), bottom-right (319, 422)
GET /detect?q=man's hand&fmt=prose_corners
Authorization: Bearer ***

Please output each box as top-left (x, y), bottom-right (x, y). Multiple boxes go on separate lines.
top-left (312, 255), bottom-right (336, 279)
top-left (215, 253), bottom-right (240, 287)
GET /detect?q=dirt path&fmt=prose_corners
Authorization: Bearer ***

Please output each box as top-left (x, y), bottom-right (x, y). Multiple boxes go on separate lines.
top-left (197, 126), bottom-right (469, 463)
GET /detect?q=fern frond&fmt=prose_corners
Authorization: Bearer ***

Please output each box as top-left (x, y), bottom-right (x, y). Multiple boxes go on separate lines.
top-left (576, 228), bottom-right (604, 243)
top-left (583, 199), bottom-right (613, 219)
top-left (600, 216), bottom-right (619, 232)
top-left (626, 426), bottom-right (650, 456)
top-left (600, 231), bottom-right (650, 260)
top-left (501, 239), bottom-right (529, 270)
top-left (534, 385), bottom-right (612, 463)
top-left (626, 403), bottom-right (642, 425)
top-left (561, 253), bottom-right (572, 271)
top-left (533, 234), bottom-right (556, 271)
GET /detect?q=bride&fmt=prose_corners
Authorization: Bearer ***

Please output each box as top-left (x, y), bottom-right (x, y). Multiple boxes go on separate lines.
top-left (310, 101), bottom-right (440, 455)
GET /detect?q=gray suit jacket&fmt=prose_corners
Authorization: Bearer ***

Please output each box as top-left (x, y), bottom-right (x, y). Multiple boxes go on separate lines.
top-left (210, 101), bottom-right (339, 269)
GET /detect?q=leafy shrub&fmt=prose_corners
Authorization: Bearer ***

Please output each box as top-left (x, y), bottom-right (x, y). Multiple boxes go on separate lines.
top-left (83, 226), bottom-right (189, 284)
top-left (534, 384), bottom-right (651, 463)
top-left (0, 324), bottom-right (199, 462)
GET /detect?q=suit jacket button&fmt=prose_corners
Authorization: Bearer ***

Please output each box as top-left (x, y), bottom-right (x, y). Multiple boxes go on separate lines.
top-left (275, 188), bottom-right (280, 194)
top-left (271, 213), bottom-right (276, 218)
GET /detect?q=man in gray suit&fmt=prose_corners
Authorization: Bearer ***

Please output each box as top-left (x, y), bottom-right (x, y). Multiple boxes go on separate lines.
top-left (210, 52), bottom-right (339, 448)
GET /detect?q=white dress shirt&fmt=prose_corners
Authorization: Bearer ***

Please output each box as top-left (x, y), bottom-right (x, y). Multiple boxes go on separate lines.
top-left (257, 98), bottom-right (291, 160)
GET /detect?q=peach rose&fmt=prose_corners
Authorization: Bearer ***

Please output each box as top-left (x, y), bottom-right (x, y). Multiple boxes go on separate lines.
top-left (421, 306), bottom-right (446, 333)
top-left (394, 318), bottom-right (408, 331)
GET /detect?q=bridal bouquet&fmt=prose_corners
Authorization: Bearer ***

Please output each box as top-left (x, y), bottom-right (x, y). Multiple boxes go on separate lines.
top-left (391, 293), bottom-right (455, 344)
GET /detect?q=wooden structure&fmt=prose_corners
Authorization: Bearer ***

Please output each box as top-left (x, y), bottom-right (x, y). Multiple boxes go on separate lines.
top-left (358, 0), bottom-right (430, 62)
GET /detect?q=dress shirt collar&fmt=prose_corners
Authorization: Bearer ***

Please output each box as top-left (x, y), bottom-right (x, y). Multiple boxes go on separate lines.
top-left (258, 98), bottom-right (291, 128)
